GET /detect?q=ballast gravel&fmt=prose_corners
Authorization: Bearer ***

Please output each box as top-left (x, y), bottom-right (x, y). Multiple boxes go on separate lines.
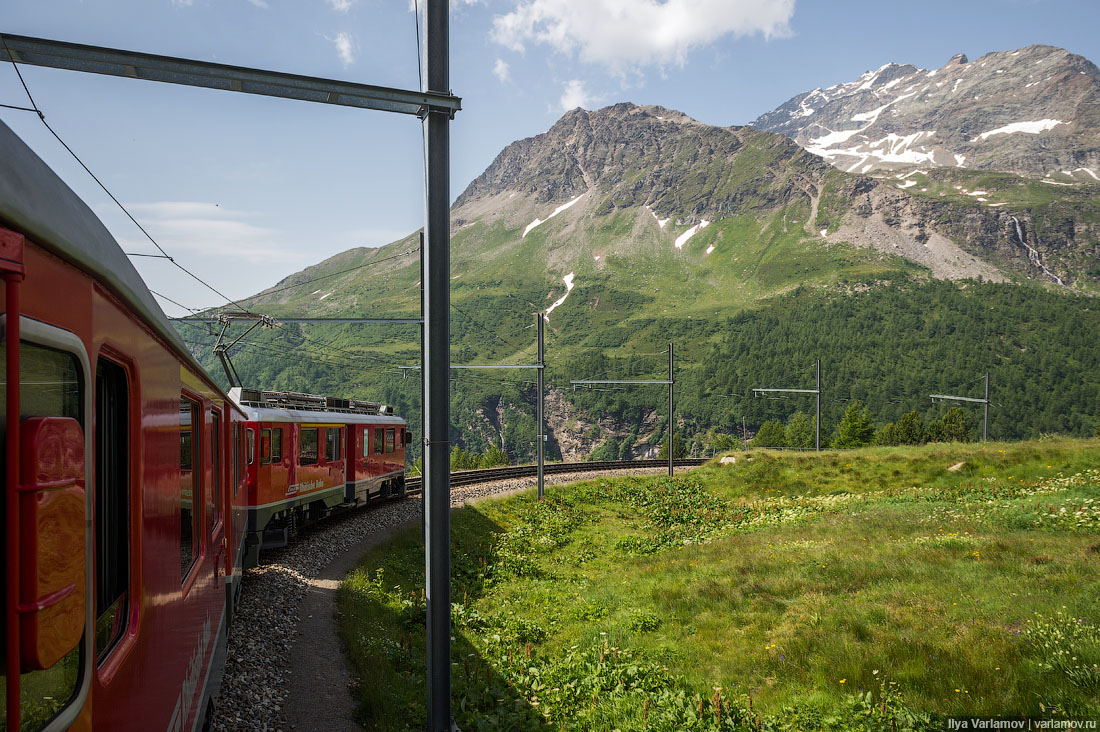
top-left (211, 467), bottom-right (670, 732)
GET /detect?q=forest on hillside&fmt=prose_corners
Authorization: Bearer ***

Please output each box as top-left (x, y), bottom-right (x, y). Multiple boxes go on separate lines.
top-left (179, 279), bottom-right (1100, 463)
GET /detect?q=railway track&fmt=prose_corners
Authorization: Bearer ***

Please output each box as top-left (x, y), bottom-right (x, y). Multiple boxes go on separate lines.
top-left (404, 458), bottom-right (708, 494)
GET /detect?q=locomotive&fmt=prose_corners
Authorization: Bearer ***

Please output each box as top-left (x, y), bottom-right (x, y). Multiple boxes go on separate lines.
top-left (0, 116), bottom-right (407, 732)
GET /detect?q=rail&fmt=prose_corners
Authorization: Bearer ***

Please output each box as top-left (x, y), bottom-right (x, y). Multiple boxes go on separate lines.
top-left (404, 458), bottom-right (707, 494)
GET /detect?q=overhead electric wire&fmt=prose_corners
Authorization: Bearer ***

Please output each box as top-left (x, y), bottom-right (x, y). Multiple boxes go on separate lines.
top-left (151, 290), bottom-right (203, 315)
top-left (0, 34), bottom-right (252, 314)
top-left (244, 245), bottom-right (420, 302)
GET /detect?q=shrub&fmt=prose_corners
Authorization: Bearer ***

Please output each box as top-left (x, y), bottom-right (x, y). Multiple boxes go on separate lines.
top-left (831, 402), bottom-right (875, 448)
top-left (752, 420), bottom-right (787, 448)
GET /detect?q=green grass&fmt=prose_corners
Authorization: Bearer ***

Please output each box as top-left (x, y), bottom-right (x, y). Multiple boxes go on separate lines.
top-left (337, 438), bottom-right (1100, 730)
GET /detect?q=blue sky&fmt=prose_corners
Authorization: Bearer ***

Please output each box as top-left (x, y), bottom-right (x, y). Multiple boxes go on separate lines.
top-left (2, 0), bottom-right (1097, 316)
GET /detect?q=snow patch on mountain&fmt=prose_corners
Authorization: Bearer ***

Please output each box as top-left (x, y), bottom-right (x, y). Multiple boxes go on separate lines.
top-left (972, 119), bottom-right (1065, 142)
top-left (543, 272), bottom-right (575, 322)
top-left (523, 194), bottom-right (584, 237)
top-left (674, 220), bottom-right (710, 249)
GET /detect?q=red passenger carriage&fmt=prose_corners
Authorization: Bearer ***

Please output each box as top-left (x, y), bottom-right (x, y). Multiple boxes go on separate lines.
top-left (227, 388), bottom-right (408, 566)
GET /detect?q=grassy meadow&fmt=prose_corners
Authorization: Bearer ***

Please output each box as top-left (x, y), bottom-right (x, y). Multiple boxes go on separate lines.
top-left (337, 439), bottom-right (1100, 730)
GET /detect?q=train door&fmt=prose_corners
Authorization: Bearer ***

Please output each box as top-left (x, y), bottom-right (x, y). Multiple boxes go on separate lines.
top-left (369, 425), bottom-right (383, 479)
top-left (1, 323), bottom-right (93, 732)
top-left (324, 426), bottom-right (344, 493)
top-left (345, 425), bottom-right (357, 496)
top-left (208, 407), bottom-right (225, 596)
top-left (267, 424), bottom-right (287, 499)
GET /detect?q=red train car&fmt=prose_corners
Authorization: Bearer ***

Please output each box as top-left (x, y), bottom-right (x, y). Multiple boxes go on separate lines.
top-left (0, 119), bottom-right (248, 731)
top-left (226, 388), bottom-right (409, 566)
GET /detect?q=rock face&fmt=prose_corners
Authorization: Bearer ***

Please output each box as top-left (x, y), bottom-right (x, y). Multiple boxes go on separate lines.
top-left (750, 45), bottom-right (1100, 178)
top-left (451, 102), bottom-right (1099, 287)
top-left (457, 102), bottom-right (830, 223)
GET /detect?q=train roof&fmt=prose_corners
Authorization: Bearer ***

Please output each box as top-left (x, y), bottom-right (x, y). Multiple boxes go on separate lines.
top-left (227, 387), bottom-right (406, 425)
top-left (0, 118), bottom-right (225, 397)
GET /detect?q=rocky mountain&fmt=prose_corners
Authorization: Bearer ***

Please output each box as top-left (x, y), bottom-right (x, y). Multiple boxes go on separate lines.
top-left (450, 103), bottom-right (1097, 291)
top-left (750, 45), bottom-right (1100, 179)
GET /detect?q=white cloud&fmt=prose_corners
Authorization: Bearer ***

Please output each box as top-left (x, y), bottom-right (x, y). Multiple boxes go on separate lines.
top-left (247, 0), bottom-right (269, 7)
top-left (171, 0), bottom-right (194, 6)
top-left (120, 202), bottom-right (306, 265)
top-left (491, 0), bottom-right (795, 74)
top-left (328, 0), bottom-right (353, 11)
top-left (559, 79), bottom-right (593, 111)
top-left (493, 58), bottom-right (511, 83)
top-left (327, 32), bottom-right (356, 67)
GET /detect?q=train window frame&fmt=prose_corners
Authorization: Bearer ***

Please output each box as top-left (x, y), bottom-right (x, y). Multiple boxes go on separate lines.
top-left (232, 423), bottom-right (241, 498)
top-left (373, 426), bottom-right (383, 455)
top-left (93, 355), bottom-right (132, 665)
top-left (0, 315), bottom-right (95, 732)
top-left (261, 427), bottom-right (272, 465)
top-left (385, 427), bottom-right (395, 454)
top-left (209, 407), bottom-right (222, 532)
top-left (326, 427), bottom-right (341, 462)
top-left (300, 427), bottom-right (319, 466)
top-left (179, 394), bottom-right (201, 582)
top-left (246, 427), bottom-right (255, 465)
top-left (272, 427), bottom-right (283, 462)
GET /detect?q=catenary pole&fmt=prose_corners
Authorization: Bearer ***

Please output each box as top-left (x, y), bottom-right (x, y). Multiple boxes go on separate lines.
top-left (422, 0), bottom-right (454, 729)
top-left (815, 359), bottom-right (821, 451)
top-left (537, 313), bottom-right (545, 500)
top-left (668, 342), bottom-right (674, 477)
top-left (984, 372), bottom-right (990, 442)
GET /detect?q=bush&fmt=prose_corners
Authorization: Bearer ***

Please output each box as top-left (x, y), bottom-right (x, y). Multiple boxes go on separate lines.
top-left (785, 411), bottom-right (815, 449)
top-left (831, 402), bottom-right (874, 448)
top-left (752, 420), bottom-right (787, 448)
top-left (656, 433), bottom-right (686, 460)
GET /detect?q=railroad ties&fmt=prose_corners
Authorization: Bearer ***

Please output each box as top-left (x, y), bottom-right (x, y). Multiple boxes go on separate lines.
top-left (404, 458), bottom-right (707, 494)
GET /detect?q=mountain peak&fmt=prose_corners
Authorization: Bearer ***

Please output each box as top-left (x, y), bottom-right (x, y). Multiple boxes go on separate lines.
top-left (750, 44), bottom-right (1100, 177)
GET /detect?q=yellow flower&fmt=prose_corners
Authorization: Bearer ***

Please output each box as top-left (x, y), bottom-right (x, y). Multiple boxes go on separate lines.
top-left (839, 679), bottom-right (846, 684)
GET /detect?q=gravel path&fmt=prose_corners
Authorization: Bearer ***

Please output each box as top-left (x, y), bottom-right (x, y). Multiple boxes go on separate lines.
top-left (211, 468), bottom-right (671, 732)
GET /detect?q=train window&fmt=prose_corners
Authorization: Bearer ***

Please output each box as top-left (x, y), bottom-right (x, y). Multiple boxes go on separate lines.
top-left (246, 428), bottom-right (255, 465)
top-left (210, 409), bottom-right (222, 530)
top-left (373, 427), bottom-right (383, 455)
top-left (180, 396), bottom-right (200, 580)
top-left (326, 428), bottom-right (341, 462)
top-left (0, 341), bottom-right (85, 730)
top-left (261, 428), bottom-right (272, 465)
top-left (385, 428), bottom-right (395, 453)
top-left (363, 427), bottom-right (370, 457)
top-left (95, 358), bottom-right (130, 662)
top-left (232, 423), bottom-right (240, 498)
top-left (272, 427), bottom-right (283, 462)
top-left (300, 427), bottom-right (319, 465)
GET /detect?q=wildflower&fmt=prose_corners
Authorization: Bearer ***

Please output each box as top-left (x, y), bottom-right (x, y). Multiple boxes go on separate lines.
top-left (839, 679), bottom-right (846, 684)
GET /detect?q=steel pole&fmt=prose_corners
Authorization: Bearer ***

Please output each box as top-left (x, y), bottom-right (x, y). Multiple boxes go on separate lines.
top-left (537, 313), bottom-right (545, 500)
top-left (984, 372), bottom-right (990, 443)
top-left (422, 1), bottom-right (453, 729)
top-left (815, 359), bottom-right (821, 451)
top-left (668, 342), bottom-right (674, 477)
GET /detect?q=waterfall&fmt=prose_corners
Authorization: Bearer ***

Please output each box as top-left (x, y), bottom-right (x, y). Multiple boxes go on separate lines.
top-left (1010, 216), bottom-right (1065, 287)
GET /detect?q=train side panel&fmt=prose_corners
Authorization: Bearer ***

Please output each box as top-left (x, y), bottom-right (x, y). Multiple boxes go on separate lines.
top-left (2, 239), bottom-right (243, 732)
